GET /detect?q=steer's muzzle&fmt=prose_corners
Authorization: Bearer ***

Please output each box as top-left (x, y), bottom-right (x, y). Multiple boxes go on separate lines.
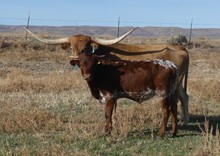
top-left (83, 74), bottom-right (92, 81)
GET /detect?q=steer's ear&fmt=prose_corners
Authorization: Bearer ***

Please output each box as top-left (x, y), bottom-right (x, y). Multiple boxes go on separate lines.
top-left (70, 59), bottom-right (79, 66)
top-left (90, 43), bottom-right (99, 53)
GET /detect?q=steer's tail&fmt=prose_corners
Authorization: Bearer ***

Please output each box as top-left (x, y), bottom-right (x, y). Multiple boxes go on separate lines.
top-left (183, 53), bottom-right (189, 93)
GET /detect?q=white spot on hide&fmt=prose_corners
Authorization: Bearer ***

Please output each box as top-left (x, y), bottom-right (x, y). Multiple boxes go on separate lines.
top-left (99, 91), bottom-right (106, 104)
top-left (153, 59), bottom-right (177, 69)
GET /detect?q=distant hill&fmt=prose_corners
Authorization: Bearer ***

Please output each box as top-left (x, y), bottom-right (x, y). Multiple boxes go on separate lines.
top-left (1, 25), bottom-right (220, 39)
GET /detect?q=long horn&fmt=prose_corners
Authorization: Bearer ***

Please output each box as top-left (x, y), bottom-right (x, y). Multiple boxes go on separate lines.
top-left (91, 27), bottom-right (138, 45)
top-left (24, 27), bottom-right (69, 44)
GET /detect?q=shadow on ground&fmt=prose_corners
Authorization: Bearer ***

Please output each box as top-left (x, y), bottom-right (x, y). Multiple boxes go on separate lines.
top-left (179, 114), bottom-right (220, 134)
top-left (127, 114), bottom-right (220, 138)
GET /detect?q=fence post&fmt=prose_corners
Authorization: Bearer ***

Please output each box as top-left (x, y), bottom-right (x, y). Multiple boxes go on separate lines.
top-left (117, 17), bottom-right (120, 37)
top-left (189, 18), bottom-right (193, 44)
top-left (25, 11), bottom-right (31, 40)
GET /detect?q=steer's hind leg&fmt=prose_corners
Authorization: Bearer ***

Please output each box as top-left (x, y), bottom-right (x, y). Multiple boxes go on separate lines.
top-left (178, 85), bottom-right (189, 125)
top-left (170, 96), bottom-right (178, 137)
top-left (158, 98), bottom-right (170, 137)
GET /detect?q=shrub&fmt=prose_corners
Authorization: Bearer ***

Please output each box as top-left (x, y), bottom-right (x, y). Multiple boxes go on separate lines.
top-left (167, 33), bottom-right (188, 45)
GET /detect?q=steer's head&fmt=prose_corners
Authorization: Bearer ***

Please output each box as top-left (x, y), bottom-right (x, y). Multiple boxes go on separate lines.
top-left (76, 52), bottom-right (104, 81)
top-left (68, 35), bottom-right (99, 57)
top-left (79, 52), bottom-right (99, 81)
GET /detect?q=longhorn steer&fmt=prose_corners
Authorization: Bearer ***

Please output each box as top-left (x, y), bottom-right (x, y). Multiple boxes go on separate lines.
top-left (70, 52), bottom-right (179, 137)
top-left (25, 27), bottom-right (189, 125)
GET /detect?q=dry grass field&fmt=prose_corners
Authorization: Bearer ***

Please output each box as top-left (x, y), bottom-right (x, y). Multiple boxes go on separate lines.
top-left (0, 33), bottom-right (220, 155)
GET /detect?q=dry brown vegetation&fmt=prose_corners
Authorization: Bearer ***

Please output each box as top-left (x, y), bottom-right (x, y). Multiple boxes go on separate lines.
top-left (0, 34), bottom-right (220, 155)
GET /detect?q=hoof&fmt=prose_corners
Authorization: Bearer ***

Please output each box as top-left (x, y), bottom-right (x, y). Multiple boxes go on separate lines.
top-left (105, 126), bottom-right (112, 135)
top-left (158, 132), bottom-right (165, 137)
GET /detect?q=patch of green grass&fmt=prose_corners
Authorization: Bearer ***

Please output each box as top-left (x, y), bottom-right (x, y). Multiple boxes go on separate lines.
top-left (0, 133), bottom-right (41, 155)
top-left (0, 127), bottom-right (202, 156)
top-left (65, 129), bottom-right (202, 156)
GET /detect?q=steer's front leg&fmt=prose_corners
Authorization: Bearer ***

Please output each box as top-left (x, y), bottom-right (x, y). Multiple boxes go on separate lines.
top-left (105, 97), bottom-right (116, 134)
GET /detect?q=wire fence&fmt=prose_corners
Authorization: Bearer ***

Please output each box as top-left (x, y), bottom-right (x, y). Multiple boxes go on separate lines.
top-left (1, 17), bottom-right (220, 28)
top-left (1, 17), bottom-right (220, 40)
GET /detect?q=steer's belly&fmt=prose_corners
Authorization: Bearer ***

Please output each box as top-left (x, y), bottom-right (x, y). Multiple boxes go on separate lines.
top-left (98, 88), bottom-right (166, 104)
top-left (124, 90), bottom-right (156, 103)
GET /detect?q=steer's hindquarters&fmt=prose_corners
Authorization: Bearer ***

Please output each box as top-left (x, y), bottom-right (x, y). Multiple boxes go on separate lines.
top-left (158, 66), bottom-right (178, 137)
